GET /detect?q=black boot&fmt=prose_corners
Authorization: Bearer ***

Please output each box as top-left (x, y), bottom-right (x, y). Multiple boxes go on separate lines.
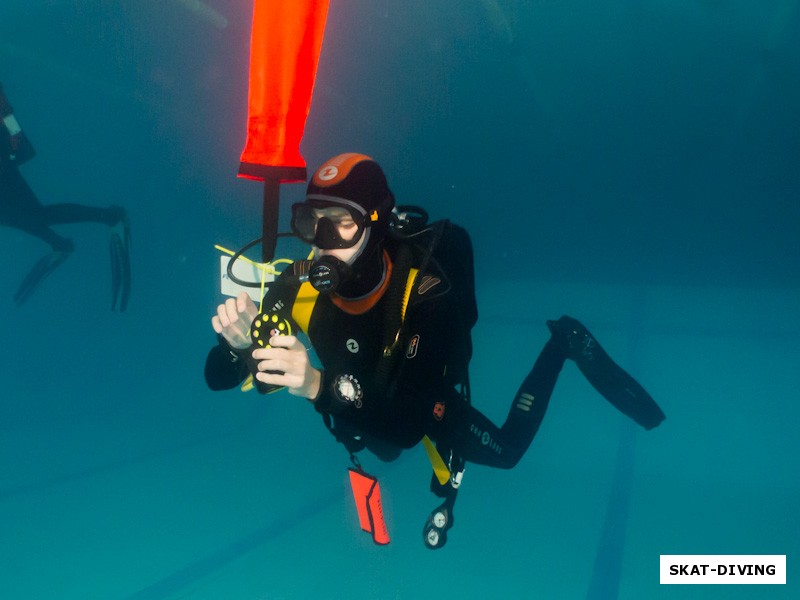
top-left (546, 316), bottom-right (665, 430)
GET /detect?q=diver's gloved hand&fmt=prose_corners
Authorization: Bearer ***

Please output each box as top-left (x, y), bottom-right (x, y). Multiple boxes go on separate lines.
top-left (251, 335), bottom-right (322, 401)
top-left (211, 291), bottom-right (259, 350)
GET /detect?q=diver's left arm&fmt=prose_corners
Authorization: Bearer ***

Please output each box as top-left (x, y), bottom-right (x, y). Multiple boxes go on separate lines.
top-left (388, 289), bottom-right (471, 431)
top-left (204, 336), bottom-right (250, 391)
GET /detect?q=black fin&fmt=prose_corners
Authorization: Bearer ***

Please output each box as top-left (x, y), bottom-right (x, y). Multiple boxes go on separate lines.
top-left (14, 251), bottom-right (71, 306)
top-left (109, 213), bottom-right (131, 311)
top-left (547, 316), bottom-right (666, 430)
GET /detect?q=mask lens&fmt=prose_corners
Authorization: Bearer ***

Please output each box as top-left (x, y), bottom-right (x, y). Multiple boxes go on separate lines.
top-left (291, 204), bottom-right (319, 243)
top-left (291, 203), bottom-right (365, 249)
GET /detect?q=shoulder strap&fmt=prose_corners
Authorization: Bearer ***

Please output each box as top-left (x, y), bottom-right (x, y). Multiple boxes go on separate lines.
top-left (382, 266), bottom-right (418, 356)
top-left (372, 243), bottom-right (415, 389)
top-left (291, 280), bottom-right (320, 335)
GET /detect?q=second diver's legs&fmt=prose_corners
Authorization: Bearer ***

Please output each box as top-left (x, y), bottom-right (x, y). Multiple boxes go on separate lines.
top-left (2, 160), bottom-right (130, 308)
top-left (0, 163), bottom-right (74, 252)
top-left (42, 203), bottom-right (130, 310)
top-left (44, 203), bottom-right (131, 311)
top-left (23, 224), bottom-right (74, 253)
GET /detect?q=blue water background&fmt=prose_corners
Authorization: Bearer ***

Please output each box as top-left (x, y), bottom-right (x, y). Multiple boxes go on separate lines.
top-left (1, 1), bottom-right (798, 598)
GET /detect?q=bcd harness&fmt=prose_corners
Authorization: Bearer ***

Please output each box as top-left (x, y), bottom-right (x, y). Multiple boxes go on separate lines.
top-left (233, 219), bottom-right (466, 548)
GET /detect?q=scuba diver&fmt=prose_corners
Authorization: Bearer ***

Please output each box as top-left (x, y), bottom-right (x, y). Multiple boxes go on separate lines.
top-left (0, 81), bottom-right (131, 309)
top-left (205, 152), bottom-right (665, 548)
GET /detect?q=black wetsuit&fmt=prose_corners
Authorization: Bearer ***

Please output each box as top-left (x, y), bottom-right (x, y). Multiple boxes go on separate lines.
top-left (0, 82), bottom-right (117, 251)
top-left (205, 245), bottom-right (566, 469)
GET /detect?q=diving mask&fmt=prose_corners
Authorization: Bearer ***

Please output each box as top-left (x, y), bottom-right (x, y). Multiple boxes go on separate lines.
top-left (291, 196), bottom-right (382, 250)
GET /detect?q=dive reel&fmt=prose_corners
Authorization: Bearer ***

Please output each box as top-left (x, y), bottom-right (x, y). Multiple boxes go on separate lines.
top-left (244, 311), bottom-right (292, 394)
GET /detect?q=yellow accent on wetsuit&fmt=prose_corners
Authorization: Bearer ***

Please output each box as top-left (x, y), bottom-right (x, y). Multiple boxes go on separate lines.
top-left (241, 373), bottom-right (255, 392)
top-left (422, 435), bottom-right (451, 484)
top-left (291, 281), bottom-right (320, 335)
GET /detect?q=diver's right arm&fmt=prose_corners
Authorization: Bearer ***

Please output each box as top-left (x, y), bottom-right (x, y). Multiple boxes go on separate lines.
top-left (204, 291), bottom-right (259, 390)
top-left (212, 291), bottom-right (259, 349)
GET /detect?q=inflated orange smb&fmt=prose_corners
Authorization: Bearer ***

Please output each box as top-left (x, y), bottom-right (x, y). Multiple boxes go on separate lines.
top-left (238, 0), bottom-right (330, 261)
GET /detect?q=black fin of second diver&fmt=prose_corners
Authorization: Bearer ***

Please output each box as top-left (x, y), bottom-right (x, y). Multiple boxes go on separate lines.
top-left (13, 251), bottom-right (71, 306)
top-left (547, 316), bottom-right (666, 430)
top-left (110, 212), bottom-right (131, 311)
